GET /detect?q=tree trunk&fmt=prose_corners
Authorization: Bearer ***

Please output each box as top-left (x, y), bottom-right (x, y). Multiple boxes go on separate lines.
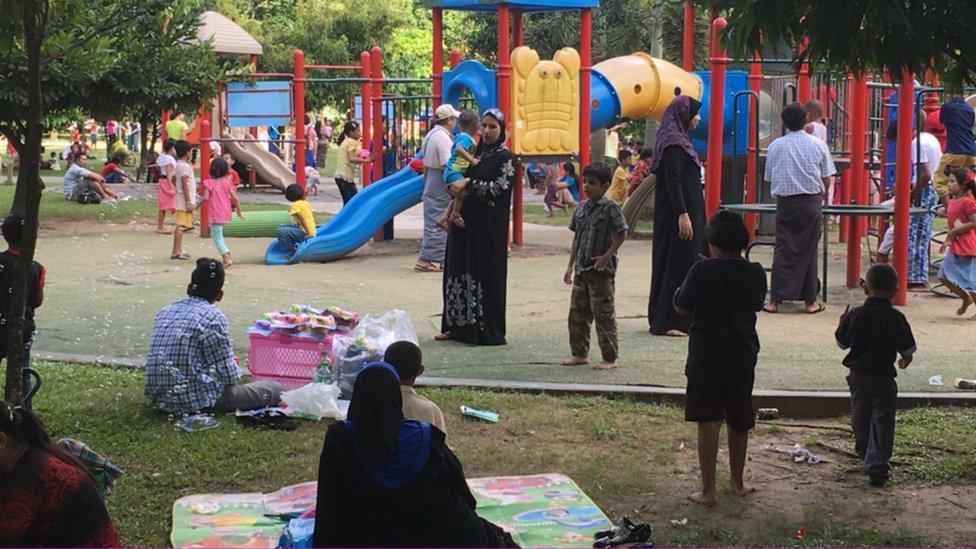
top-left (5, 2), bottom-right (47, 404)
top-left (137, 112), bottom-right (153, 182)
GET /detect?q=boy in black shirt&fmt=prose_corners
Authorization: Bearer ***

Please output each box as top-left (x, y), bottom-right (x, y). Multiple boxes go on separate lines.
top-left (674, 210), bottom-right (767, 507)
top-left (0, 214), bottom-right (46, 410)
top-left (835, 264), bottom-right (915, 487)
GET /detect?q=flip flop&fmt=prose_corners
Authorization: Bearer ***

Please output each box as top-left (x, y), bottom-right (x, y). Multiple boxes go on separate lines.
top-left (805, 303), bottom-right (826, 314)
top-left (414, 260), bottom-right (439, 272)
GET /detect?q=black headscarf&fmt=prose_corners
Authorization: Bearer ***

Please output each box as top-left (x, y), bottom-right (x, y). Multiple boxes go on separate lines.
top-left (463, 108), bottom-right (515, 199)
top-left (345, 363), bottom-right (404, 462)
top-left (650, 94), bottom-right (703, 172)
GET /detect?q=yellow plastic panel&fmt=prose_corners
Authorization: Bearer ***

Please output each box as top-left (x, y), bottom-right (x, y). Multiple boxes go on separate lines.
top-left (511, 46), bottom-right (580, 156)
top-left (592, 54), bottom-right (703, 122)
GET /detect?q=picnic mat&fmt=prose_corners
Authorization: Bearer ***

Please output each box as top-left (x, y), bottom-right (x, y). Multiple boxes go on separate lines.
top-left (171, 473), bottom-right (610, 548)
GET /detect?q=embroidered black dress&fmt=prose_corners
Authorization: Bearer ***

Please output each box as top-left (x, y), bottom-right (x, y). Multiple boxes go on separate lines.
top-left (440, 145), bottom-right (515, 345)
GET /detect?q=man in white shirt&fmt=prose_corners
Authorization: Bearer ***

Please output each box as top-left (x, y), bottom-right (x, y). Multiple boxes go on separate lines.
top-left (885, 119), bottom-right (942, 289)
top-left (63, 153), bottom-right (118, 203)
top-left (763, 103), bottom-right (837, 314)
top-left (415, 103), bottom-right (460, 272)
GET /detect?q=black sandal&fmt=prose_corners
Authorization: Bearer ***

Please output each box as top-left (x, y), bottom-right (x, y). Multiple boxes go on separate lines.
top-left (235, 410), bottom-right (298, 431)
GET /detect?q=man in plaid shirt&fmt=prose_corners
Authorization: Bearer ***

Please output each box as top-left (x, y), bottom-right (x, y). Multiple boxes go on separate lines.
top-left (144, 259), bottom-right (281, 414)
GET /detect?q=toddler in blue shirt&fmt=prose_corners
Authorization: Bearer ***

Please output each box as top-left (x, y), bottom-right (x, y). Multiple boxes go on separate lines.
top-left (438, 109), bottom-right (481, 230)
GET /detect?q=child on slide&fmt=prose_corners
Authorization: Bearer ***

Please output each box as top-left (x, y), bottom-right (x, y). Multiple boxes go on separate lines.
top-left (937, 167), bottom-right (976, 318)
top-left (437, 109), bottom-right (481, 231)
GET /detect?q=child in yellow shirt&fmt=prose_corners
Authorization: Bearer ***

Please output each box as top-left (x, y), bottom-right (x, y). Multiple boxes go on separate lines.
top-left (276, 184), bottom-right (316, 257)
top-left (607, 149), bottom-right (633, 206)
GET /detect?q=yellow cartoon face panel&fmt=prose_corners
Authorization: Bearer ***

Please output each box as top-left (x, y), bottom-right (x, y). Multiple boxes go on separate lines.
top-left (511, 46), bottom-right (580, 156)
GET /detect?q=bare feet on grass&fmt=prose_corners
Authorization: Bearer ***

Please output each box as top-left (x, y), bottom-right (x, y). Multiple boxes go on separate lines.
top-left (593, 361), bottom-right (618, 370)
top-left (688, 491), bottom-right (716, 508)
top-left (561, 356), bottom-right (588, 366)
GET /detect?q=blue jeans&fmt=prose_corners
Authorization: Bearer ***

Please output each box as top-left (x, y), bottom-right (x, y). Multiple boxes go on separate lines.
top-left (277, 224), bottom-right (307, 252)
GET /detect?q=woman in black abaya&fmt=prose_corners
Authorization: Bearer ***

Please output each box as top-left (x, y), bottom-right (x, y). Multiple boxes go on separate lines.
top-left (313, 364), bottom-right (516, 547)
top-left (648, 94), bottom-right (707, 336)
top-left (436, 109), bottom-right (515, 345)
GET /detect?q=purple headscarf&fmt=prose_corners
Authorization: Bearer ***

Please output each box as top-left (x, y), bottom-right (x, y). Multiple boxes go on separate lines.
top-left (649, 94), bottom-right (703, 172)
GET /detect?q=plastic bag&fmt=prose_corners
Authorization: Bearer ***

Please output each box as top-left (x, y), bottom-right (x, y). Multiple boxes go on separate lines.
top-left (281, 383), bottom-right (343, 420)
top-left (348, 309), bottom-right (418, 349)
top-left (330, 309), bottom-right (417, 398)
top-left (331, 336), bottom-right (383, 399)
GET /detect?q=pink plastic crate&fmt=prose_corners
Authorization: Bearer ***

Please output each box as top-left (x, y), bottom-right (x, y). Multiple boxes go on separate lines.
top-left (247, 331), bottom-right (333, 389)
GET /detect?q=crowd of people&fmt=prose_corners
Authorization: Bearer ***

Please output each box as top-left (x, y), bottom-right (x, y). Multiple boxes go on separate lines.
top-left (2, 84), bottom-right (974, 546)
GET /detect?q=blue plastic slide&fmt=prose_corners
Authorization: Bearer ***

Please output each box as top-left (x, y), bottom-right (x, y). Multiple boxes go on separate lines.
top-left (264, 165), bottom-right (424, 264)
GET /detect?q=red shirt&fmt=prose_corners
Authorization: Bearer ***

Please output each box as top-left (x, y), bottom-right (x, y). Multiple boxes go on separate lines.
top-left (948, 195), bottom-right (976, 256)
top-left (100, 163), bottom-right (118, 178)
top-left (230, 169), bottom-right (241, 187)
top-left (0, 448), bottom-right (119, 547)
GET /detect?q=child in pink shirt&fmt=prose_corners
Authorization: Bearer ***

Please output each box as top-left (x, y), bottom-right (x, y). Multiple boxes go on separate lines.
top-left (937, 167), bottom-right (976, 318)
top-left (201, 157), bottom-right (243, 268)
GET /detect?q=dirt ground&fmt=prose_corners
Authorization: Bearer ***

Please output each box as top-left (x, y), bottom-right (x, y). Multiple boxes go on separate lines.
top-left (30, 212), bottom-right (976, 392)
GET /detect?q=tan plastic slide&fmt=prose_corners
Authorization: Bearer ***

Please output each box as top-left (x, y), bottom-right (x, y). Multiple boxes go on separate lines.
top-left (221, 134), bottom-right (294, 191)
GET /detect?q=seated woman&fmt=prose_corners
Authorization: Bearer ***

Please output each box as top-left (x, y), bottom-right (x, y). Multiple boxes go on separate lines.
top-left (313, 364), bottom-right (517, 548)
top-left (0, 401), bottom-right (120, 547)
top-left (101, 155), bottom-right (134, 184)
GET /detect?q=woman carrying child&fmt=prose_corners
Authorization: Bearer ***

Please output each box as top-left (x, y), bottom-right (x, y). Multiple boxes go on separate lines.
top-left (201, 157), bottom-right (243, 268)
top-left (937, 167), bottom-right (976, 318)
top-left (333, 121), bottom-right (372, 205)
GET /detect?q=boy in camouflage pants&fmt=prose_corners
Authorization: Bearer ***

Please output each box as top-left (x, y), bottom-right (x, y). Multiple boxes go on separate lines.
top-left (562, 163), bottom-right (628, 370)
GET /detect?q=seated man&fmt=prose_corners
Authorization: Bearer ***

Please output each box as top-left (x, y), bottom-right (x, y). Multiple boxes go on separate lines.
top-left (145, 258), bottom-right (282, 414)
top-left (383, 340), bottom-right (447, 435)
top-left (63, 153), bottom-right (119, 203)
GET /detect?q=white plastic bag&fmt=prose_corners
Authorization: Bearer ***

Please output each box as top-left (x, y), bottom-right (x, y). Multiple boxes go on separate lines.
top-left (348, 309), bottom-right (418, 349)
top-left (330, 309), bottom-right (418, 399)
top-left (281, 383), bottom-right (344, 420)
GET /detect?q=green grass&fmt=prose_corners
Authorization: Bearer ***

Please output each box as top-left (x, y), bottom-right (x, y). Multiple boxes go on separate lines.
top-left (523, 203), bottom-right (653, 231)
top-left (26, 362), bottom-right (974, 547)
top-left (895, 407), bottom-right (976, 485)
top-left (0, 185), bottom-right (330, 224)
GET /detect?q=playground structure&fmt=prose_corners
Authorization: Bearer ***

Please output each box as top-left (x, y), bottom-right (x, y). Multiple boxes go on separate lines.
top-left (187, 1), bottom-right (974, 304)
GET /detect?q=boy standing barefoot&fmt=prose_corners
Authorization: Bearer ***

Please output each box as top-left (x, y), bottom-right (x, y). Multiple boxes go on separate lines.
top-left (674, 211), bottom-right (767, 506)
top-left (562, 163), bottom-right (628, 371)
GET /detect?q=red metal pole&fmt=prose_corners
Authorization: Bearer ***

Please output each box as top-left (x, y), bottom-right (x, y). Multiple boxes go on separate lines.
top-left (846, 72), bottom-right (868, 287)
top-left (839, 75), bottom-right (851, 244)
top-left (360, 51), bottom-right (372, 187)
top-left (797, 37), bottom-right (811, 104)
top-left (705, 17), bottom-right (729, 219)
top-left (161, 110), bottom-right (170, 142)
top-left (496, 4), bottom-right (521, 245)
top-left (579, 7), bottom-right (592, 199)
top-left (449, 49), bottom-right (462, 69)
top-left (432, 8), bottom-right (444, 109)
top-left (682, 0), bottom-right (695, 71)
top-left (293, 49), bottom-right (306, 191)
top-left (371, 46), bottom-right (385, 242)
top-left (892, 69), bottom-right (913, 306)
top-left (199, 119), bottom-right (212, 237)
top-left (513, 9), bottom-right (524, 47)
top-left (744, 50), bottom-right (761, 239)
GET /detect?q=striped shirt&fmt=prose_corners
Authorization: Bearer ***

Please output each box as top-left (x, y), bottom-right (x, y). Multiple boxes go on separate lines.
top-left (764, 131), bottom-right (836, 197)
top-left (569, 197), bottom-right (628, 276)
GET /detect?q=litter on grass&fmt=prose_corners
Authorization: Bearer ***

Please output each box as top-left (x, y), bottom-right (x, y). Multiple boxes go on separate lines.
top-left (461, 405), bottom-right (499, 423)
top-left (760, 443), bottom-right (821, 464)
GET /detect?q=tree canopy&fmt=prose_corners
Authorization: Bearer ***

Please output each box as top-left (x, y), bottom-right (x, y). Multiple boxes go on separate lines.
top-left (701, 0), bottom-right (976, 89)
